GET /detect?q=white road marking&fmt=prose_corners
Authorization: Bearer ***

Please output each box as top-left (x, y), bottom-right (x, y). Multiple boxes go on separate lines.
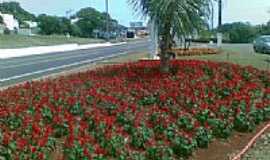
top-left (0, 52), bottom-right (128, 83)
top-left (0, 42), bottom-right (148, 68)
top-left (0, 51), bottom-right (103, 69)
top-left (0, 42), bottom-right (127, 59)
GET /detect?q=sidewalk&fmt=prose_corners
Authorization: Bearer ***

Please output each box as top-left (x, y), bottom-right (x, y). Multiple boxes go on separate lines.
top-left (0, 42), bottom-right (126, 59)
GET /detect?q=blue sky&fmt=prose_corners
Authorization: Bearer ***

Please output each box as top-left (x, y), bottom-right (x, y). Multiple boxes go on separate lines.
top-left (12, 0), bottom-right (270, 26)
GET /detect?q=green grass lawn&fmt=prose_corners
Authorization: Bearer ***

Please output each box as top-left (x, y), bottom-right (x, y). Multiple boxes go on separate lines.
top-left (0, 34), bottom-right (105, 49)
top-left (178, 43), bottom-right (270, 70)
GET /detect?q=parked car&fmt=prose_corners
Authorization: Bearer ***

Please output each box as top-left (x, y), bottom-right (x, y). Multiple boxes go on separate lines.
top-left (253, 35), bottom-right (270, 54)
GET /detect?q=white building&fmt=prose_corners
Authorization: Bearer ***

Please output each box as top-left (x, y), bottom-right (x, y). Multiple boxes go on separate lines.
top-left (23, 21), bottom-right (38, 28)
top-left (18, 21), bottom-right (39, 36)
top-left (71, 18), bottom-right (80, 24)
top-left (0, 12), bottom-right (19, 31)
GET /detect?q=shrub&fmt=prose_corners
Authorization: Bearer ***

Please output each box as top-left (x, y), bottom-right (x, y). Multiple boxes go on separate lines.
top-left (3, 28), bottom-right (10, 35)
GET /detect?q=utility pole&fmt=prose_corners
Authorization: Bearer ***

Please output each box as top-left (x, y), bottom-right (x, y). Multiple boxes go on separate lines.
top-left (210, 1), bottom-right (214, 30)
top-left (218, 0), bottom-right (222, 28)
top-left (105, 0), bottom-right (109, 41)
top-left (217, 0), bottom-right (223, 47)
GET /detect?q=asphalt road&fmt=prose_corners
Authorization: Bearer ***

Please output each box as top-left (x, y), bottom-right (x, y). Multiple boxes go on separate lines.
top-left (0, 39), bottom-right (150, 87)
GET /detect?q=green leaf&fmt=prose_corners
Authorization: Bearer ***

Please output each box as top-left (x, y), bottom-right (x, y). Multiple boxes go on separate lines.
top-left (69, 102), bottom-right (83, 115)
top-left (42, 107), bottom-right (53, 122)
top-left (7, 115), bottom-right (22, 130)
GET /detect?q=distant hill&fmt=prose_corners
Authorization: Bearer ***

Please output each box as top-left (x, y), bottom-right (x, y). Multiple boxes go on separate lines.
top-left (0, 2), bottom-right (35, 22)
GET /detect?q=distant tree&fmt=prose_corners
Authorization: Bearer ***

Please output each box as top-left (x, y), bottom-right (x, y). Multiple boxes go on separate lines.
top-left (70, 24), bottom-right (82, 37)
top-left (257, 9), bottom-right (270, 35)
top-left (0, 2), bottom-right (35, 23)
top-left (37, 14), bottom-right (62, 35)
top-left (37, 7), bottom-right (121, 38)
top-left (256, 23), bottom-right (270, 36)
top-left (58, 17), bottom-right (73, 34)
top-left (99, 12), bottom-right (120, 32)
top-left (0, 1), bottom-right (122, 38)
top-left (76, 8), bottom-right (105, 36)
top-left (76, 18), bottom-right (97, 37)
top-left (220, 22), bottom-right (257, 43)
top-left (74, 7), bottom-right (120, 38)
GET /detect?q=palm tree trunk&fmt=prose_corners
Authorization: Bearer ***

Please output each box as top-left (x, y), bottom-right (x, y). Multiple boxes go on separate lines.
top-left (159, 33), bottom-right (172, 73)
top-left (160, 49), bottom-right (171, 73)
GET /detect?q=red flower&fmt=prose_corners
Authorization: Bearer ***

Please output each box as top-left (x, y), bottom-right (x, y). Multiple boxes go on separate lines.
top-left (159, 95), bottom-right (167, 102)
top-left (83, 147), bottom-right (90, 157)
top-left (94, 145), bottom-right (106, 155)
top-left (32, 123), bottom-right (41, 135)
top-left (30, 146), bottom-right (37, 153)
top-left (79, 120), bottom-right (88, 132)
top-left (2, 132), bottom-right (11, 145)
top-left (38, 153), bottom-right (44, 160)
top-left (38, 136), bottom-right (48, 147)
top-left (0, 108), bottom-right (8, 117)
top-left (104, 116), bottom-right (116, 128)
top-left (16, 138), bottom-right (28, 150)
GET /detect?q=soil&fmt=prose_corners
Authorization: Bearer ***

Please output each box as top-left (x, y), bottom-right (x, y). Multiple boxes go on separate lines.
top-left (190, 122), bottom-right (270, 160)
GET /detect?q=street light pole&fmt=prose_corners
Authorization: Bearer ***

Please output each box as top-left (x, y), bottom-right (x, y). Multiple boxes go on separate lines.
top-left (218, 0), bottom-right (222, 28)
top-left (210, 1), bottom-right (214, 30)
top-left (105, 0), bottom-right (109, 41)
top-left (217, 0), bottom-right (222, 47)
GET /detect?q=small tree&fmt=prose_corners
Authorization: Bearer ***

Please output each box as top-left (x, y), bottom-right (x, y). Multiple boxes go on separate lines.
top-left (19, 21), bottom-right (30, 28)
top-left (130, 0), bottom-right (211, 72)
top-left (0, 15), bottom-right (3, 24)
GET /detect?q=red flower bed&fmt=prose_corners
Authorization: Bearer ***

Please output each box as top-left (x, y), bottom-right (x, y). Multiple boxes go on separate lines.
top-left (0, 60), bottom-right (269, 159)
top-left (172, 48), bottom-right (219, 56)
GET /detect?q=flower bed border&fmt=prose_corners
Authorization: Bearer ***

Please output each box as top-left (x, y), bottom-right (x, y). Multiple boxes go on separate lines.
top-left (231, 122), bottom-right (270, 160)
top-left (172, 48), bottom-right (219, 56)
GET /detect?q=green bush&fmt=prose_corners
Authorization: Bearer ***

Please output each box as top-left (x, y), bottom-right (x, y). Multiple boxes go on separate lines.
top-left (4, 28), bottom-right (10, 35)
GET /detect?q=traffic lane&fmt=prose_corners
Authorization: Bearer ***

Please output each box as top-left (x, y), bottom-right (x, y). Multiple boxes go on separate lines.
top-left (0, 42), bottom-right (149, 79)
top-left (0, 40), bottom-right (149, 67)
top-left (0, 41), bottom-right (149, 79)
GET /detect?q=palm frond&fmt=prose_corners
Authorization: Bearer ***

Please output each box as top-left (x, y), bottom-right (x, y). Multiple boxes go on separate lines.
top-left (129, 0), bottom-right (211, 36)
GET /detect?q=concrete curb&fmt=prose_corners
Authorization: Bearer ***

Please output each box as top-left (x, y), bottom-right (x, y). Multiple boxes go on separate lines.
top-left (0, 42), bottom-right (126, 59)
top-left (231, 122), bottom-right (270, 160)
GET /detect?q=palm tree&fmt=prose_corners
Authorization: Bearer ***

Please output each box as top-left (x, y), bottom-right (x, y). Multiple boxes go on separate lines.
top-left (130, 0), bottom-right (211, 72)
